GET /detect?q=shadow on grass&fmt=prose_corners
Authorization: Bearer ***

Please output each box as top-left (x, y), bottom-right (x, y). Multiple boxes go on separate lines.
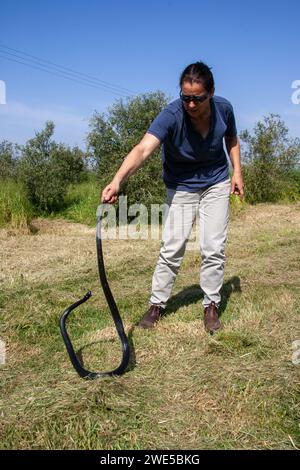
top-left (164, 275), bottom-right (242, 319)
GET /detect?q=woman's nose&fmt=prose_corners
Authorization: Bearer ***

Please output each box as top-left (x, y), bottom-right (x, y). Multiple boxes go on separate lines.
top-left (188, 100), bottom-right (196, 109)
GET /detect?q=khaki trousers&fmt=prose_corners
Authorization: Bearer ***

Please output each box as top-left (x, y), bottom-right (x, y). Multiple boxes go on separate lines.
top-left (149, 178), bottom-right (231, 309)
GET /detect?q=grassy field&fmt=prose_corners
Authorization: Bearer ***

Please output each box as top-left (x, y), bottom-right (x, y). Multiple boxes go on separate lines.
top-left (0, 201), bottom-right (300, 450)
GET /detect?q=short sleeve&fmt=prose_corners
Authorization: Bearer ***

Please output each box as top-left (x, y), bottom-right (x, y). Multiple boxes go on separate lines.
top-left (147, 108), bottom-right (176, 143)
top-left (225, 106), bottom-right (237, 138)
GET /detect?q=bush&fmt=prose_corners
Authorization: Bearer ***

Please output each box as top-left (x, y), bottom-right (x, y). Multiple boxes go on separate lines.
top-left (240, 114), bottom-right (300, 204)
top-left (18, 122), bottom-right (86, 212)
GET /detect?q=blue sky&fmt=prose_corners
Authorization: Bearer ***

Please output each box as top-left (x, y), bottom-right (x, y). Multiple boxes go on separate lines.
top-left (0, 0), bottom-right (299, 149)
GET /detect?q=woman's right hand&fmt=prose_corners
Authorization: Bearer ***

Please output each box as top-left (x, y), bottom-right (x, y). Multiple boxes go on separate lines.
top-left (101, 180), bottom-right (120, 204)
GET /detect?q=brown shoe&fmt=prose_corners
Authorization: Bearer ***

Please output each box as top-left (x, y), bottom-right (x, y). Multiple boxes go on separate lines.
top-left (138, 305), bottom-right (164, 329)
top-left (204, 301), bottom-right (221, 334)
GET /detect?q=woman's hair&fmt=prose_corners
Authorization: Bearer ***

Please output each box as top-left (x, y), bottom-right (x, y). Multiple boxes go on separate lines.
top-left (179, 61), bottom-right (214, 92)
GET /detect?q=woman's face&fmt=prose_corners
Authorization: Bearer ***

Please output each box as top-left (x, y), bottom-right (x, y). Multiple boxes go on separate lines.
top-left (181, 81), bottom-right (213, 118)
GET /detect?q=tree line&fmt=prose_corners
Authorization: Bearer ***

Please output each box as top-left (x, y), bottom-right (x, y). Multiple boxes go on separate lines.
top-left (1, 90), bottom-right (300, 215)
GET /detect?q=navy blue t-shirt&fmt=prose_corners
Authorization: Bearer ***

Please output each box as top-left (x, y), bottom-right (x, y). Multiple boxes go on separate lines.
top-left (147, 96), bottom-right (237, 191)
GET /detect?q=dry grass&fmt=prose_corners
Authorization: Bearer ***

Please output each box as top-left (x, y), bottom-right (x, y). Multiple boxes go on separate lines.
top-left (0, 202), bottom-right (300, 449)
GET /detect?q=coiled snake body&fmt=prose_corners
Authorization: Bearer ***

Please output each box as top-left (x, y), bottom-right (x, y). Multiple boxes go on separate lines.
top-left (59, 205), bottom-right (130, 379)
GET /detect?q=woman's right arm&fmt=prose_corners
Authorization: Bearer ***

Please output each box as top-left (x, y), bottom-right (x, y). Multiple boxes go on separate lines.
top-left (101, 133), bottom-right (161, 204)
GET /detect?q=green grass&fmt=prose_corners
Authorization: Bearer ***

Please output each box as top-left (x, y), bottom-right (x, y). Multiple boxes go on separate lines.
top-left (0, 178), bottom-right (33, 229)
top-left (59, 175), bottom-right (100, 226)
top-left (0, 202), bottom-right (300, 449)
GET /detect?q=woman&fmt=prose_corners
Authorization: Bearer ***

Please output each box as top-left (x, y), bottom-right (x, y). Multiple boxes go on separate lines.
top-left (101, 61), bottom-right (244, 333)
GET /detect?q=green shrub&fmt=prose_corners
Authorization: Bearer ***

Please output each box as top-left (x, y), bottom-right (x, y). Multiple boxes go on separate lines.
top-left (18, 122), bottom-right (86, 212)
top-left (240, 114), bottom-right (300, 204)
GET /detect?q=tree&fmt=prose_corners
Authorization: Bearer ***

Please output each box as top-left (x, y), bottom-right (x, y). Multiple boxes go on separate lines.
top-left (87, 91), bottom-right (169, 208)
top-left (240, 114), bottom-right (300, 203)
top-left (0, 140), bottom-right (19, 178)
top-left (18, 122), bottom-right (86, 212)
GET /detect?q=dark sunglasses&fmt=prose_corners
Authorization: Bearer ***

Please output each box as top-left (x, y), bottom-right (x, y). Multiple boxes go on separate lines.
top-left (180, 91), bottom-right (208, 103)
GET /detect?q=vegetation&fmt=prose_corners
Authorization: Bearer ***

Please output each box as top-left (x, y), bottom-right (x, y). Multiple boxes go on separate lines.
top-left (0, 140), bottom-right (19, 179)
top-left (240, 114), bottom-right (300, 204)
top-left (0, 202), bottom-right (299, 449)
top-left (17, 121), bottom-right (86, 212)
top-left (0, 179), bottom-right (33, 229)
top-left (1, 96), bottom-right (300, 230)
top-left (1, 97), bottom-right (300, 450)
top-left (61, 173), bottom-right (100, 225)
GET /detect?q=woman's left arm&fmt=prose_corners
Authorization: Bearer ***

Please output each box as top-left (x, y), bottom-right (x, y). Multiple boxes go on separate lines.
top-left (224, 136), bottom-right (244, 200)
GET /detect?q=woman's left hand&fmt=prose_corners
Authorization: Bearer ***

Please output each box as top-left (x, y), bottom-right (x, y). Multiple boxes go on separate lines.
top-left (231, 173), bottom-right (244, 200)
